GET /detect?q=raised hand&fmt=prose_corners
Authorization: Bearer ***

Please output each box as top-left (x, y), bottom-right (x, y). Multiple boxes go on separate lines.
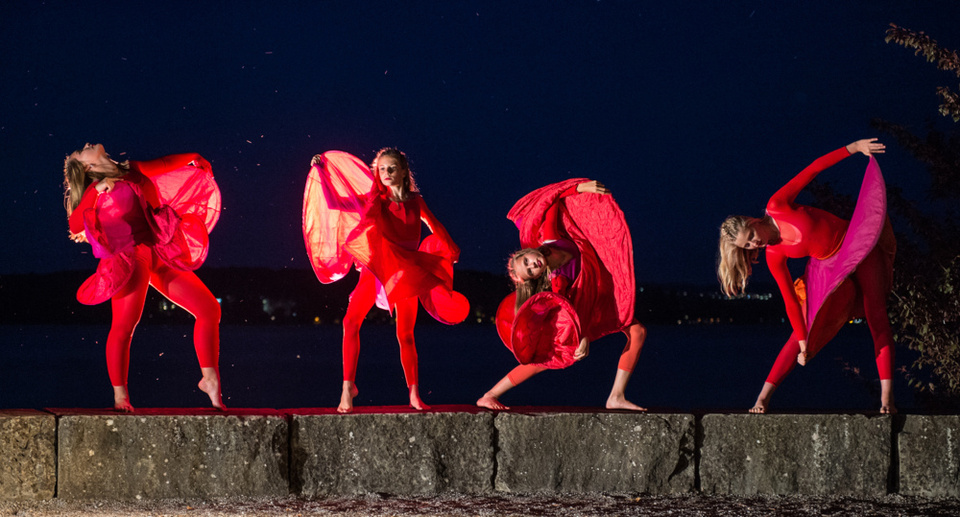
top-left (576, 180), bottom-right (611, 195)
top-left (846, 138), bottom-right (885, 156)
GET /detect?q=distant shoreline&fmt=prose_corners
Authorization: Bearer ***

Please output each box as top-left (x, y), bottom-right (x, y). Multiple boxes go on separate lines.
top-left (0, 268), bottom-right (784, 326)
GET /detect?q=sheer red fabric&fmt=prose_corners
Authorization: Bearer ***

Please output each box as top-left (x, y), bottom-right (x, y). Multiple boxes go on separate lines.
top-left (302, 151), bottom-right (374, 284)
top-left (69, 156), bottom-right (218, 305)
top-left (497, 179), bottom-right (635, 369)
top-left (302, 150), bottom-right (469, 324)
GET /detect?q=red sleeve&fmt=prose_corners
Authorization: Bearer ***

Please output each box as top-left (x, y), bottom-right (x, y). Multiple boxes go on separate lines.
top-left (768, 147), bottom-right (851, 209)
top-left (68, 185), bottom-right (98, 234)
top-left (133, 153), bottom-right (211, 176)
top-left (551, 274), bottom-right (572, 298)
top-left (541, 185), bottom-right (579, 242)
top-left (766, 247), bottom-right (807, 342)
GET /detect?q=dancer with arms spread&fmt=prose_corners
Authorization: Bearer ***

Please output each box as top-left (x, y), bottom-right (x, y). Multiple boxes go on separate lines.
top-left (64, 143), bottom-right (224, 412)
top-left (303, 148), bottom-right (468, 413)
top-left (718, 138), bottom-right (896, 414)
top-left (477, 179), bottom-right (647, 411)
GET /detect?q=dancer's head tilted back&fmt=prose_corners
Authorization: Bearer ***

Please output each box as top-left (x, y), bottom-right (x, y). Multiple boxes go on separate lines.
top-left (62, 143), bottom-right (128, 214)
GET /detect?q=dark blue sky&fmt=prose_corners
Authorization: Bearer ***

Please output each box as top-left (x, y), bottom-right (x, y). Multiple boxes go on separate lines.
top-left (2, 1), bottom-right (958, 286)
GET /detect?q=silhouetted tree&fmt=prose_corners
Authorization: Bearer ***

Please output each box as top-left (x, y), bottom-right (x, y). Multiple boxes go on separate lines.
top-left (876, 26), bottom-right (960, 405)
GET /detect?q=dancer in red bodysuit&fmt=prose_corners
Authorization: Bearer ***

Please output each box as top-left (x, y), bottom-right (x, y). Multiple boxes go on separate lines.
top-left (303, 148), bottom-right (468, 413)
top-left (476, 179), bottom-right (647, 411)
top-left (718, 138), bottom-right (896, 413)
top-left (63, 143), bottom-right (224, 412)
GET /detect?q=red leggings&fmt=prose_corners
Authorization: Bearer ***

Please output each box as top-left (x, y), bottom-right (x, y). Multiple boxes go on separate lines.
top-left (342, 268), bottom-right (420, 386)
top-left (106, 244), bottom-right (221, 386)
top-left (765, 244), bottom-right (895, 386)
top-left (506, 321), bottom-right (646, 385)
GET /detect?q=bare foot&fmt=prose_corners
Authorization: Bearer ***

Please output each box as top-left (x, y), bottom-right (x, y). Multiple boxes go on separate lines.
top-left (198, 377), bottom-right (225, 410)
top-left (113, 386), bottom-right (134, 412)
top-left (409, 384), bottom-right (431, 411)
top-left (477, 393), bottom-right (510, 410)
top-left (338, 382), bottom-right (359, 414)
top-left (881, 405), bottom-right (898, 414)
top-left (606, 394), bottom-right (647, 411)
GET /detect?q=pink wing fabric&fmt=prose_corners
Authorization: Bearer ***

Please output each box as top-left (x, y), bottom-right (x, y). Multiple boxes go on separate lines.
top-left (497, 179), bottom-right (636, 369)
top-left (302, 151), bottom-right (375, 284)
top-left (136, 155), bottom-right (221, 232)
top-left (417, 234), bottom-right (470, 325)
top-left (801, 156), bottom-right (892, 360)
top-left (75, 170), bottom-right (211, 305)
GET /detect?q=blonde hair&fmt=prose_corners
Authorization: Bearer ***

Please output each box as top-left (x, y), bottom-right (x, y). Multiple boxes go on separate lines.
top-left (373, 147), bottom-right (418, 201)
top-left (508, 247), bottom-right (552, 310)
top-left (717, 215), bottom-right (760, 297)
top-left (62, 152), bottom-right (129, 215)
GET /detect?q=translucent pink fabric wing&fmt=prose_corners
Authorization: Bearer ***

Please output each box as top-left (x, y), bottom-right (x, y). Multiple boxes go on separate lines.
top-left (802, 156), bottom-right (888, 361)
top-left (302, 151), bottom-right (375, 284)
top-left (152, 211), bottom-right (209, 271)
top-left (511, 292), bottom-right (581, 369)
top-left (139, 158), bottom-right (221, 232)
top-left (417, 234), bottom-right (470, 324)
top-left (76, 249), bottom-right (136, 306)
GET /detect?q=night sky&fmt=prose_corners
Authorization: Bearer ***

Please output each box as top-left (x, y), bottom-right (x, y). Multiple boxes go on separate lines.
top-left (3, 1), bottom-right (958, 286)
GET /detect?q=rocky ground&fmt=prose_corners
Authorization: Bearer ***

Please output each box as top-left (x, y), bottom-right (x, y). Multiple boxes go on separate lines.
top-left (3, 494), bottom-right (960, 517)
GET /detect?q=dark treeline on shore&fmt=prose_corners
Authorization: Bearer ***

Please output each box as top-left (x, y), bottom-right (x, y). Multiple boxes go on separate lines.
top-left (0, 268), bottom-right (785, 327)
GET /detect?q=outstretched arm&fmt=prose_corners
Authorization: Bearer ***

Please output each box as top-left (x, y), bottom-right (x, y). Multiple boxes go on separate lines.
top-left (309, 154), bottom-right (370, 212)
top-left (137, 153), bottom-right (211, 175)
top-left (769, 139), bottom-right (884, 209)
top-left (769, 147), bottom-right (851, 208)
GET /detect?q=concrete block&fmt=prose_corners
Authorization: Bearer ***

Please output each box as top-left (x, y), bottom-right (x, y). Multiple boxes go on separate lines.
top-left (56, 409), bottom-right (288, 500)
top-left (899, 415), bottom-right (960, 497)
top-left (0, 410), bottom-right (56, 501)
top-left (700, 413), bottom-right (890, 496)
top-left (494, 410), bottom-right (695, 494)
top-left (290, 406), bottom-right (494, 496)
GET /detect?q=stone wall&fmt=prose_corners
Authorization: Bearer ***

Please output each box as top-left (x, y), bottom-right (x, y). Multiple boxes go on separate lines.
top-left (2, 408), bottom-right (959, 501)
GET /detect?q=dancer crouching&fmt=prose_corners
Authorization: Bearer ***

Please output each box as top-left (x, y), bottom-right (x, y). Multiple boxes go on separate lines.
top-left (477, 179), bottom-right (647, 411)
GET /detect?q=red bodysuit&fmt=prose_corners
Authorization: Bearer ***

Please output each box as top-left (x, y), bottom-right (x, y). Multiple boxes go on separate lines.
top-left (763, 148), bottom-right (896, 386)
top-left (69, 155), bottom-right (221, 388)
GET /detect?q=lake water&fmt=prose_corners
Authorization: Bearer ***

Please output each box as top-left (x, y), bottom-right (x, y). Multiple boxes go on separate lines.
top-left (0, 322), bottom-right (915, 411)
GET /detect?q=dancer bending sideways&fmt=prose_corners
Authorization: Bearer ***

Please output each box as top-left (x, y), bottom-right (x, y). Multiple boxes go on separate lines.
top-left (303, 148), bottom-right (469, 413)
top-left (64, 143), bottom-right (224, 412)
top-left (477, 179), bottom-right (647, 411)
top-left (718, 138), bottom-right (897, 414)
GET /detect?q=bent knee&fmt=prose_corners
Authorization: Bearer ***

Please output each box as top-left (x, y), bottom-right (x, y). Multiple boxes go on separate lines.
top-left (195, 297), bottom-right (222, 323)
